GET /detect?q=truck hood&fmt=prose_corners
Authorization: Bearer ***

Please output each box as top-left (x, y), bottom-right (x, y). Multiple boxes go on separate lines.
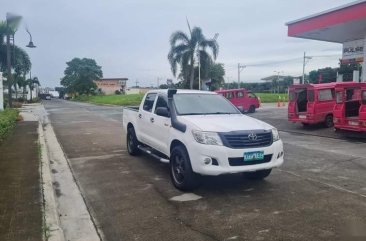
top-left (178, 114), bottom-right (273, 132)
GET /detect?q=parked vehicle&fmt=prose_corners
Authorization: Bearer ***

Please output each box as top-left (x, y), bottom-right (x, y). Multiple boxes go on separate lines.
top-left (216, 88), bottom-right (260, 113)
top-left (288, 83), bottom-right (336, 127)
top-left (123, 89), bottom-right (284, 191)
top-left (333, 82), bottom-right (366, 132)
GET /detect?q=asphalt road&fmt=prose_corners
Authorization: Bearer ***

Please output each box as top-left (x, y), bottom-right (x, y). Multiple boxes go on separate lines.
top-left (44, 99), bottom-right (366, 241)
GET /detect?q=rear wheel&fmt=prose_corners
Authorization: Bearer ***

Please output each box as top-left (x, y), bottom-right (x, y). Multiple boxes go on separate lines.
top-left (127, 127), bottom-right (140, 156)
top-left (302, 123), bottom-right (309, 127)
top-left (242, 169), bottom-right (272, 180)
top-left (248, 105), bottom-right (256, 113)
top-left (170, 145), bottom-right (200, 191)
top-left (325, 114), bottom-right (334, 128)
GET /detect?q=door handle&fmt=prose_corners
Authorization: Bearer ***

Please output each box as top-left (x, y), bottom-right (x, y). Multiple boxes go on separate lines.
top-left (150, 117), bottom-right (154, 123)
top-left (138, 114), bottom-right (142, 118)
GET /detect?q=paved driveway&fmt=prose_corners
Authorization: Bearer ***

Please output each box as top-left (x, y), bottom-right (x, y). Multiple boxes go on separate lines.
top-left (44, 99), bottom-right (366, 241)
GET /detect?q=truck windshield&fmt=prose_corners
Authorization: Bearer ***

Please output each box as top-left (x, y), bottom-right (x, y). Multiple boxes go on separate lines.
top-left (173, 94), bottom-right (240, 115)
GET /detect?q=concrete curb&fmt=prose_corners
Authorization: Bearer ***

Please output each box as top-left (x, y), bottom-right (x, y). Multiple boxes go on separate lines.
top-left (22, 104), bottom-right (102, 241)
top-left (39, 122), bottom-right (66, 241)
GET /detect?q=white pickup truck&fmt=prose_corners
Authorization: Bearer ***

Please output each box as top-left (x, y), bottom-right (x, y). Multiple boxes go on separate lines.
top-left (123, 89), bottom-right (284, 190)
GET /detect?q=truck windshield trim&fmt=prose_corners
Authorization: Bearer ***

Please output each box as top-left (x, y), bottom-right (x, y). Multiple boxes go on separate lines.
top-left (173, 93), bottom-right (240, 116)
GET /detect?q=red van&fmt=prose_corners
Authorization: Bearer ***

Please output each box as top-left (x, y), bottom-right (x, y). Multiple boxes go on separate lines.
top-left (216, 88), bottom-right (260, 113)
top-left (288, 83), bottom-right (336, 127)
top-left (333, 82), bottom-right (366, 132)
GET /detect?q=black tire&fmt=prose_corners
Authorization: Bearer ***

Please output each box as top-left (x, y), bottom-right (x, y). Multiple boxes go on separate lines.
top-left (242, 169), bottom-right (272, 180)
top-left (302, 123), bottom-right (309, 127)
top-left (248, 105), bottom-right (256, 113)
top-left (170, 145), bottom-right (200, 191)
top-left (127, 127), bottom-right (140, 156)
top-left (324, 114), bottom-right (334, 128)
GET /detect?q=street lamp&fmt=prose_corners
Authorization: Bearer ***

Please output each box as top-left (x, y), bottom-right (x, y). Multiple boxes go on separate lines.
top-left (5, 12), bottom-right (36, 107)
top-left (198, 33), bottom-right (219, 90)
top-left (274, 70), bottom-right (284, 93)
top-left (302, 52), bottom-right (312, 84)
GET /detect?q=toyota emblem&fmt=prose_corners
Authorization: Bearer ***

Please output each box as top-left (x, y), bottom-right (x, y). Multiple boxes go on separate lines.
top-left (248, 133), bottom-right (257, 141)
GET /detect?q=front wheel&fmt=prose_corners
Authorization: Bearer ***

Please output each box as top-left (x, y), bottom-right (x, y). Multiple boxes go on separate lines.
top-left (170, 145), bottom-right (200, 191)
top-left (325, 114), bottom-right (334, 128)
top-left (127, 127), bottom-right (140, 156)
top-left (248, 105), bottom-right (256, 113)
top-left (242, 169), bottom-right (272, 180)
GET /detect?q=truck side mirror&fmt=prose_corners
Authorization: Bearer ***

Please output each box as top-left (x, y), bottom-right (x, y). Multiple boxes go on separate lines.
top-left (156, 107), bottom-right (170, 117)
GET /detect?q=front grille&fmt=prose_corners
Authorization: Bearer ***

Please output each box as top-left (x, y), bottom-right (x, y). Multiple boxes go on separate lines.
top-left (219, 130), bottom-right (273, 149)
top-left (228, 154), bottom-right (272, 166)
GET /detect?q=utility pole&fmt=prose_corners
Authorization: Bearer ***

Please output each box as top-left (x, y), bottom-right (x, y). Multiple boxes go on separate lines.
top-left (237, 63), bottom-right (246, 89)
top-left (302, 52), bottom-right (312, 84)
top-left (6, 23), bottom-right (12, 108)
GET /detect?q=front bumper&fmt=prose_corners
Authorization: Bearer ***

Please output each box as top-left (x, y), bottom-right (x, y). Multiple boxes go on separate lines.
top-left (187, 140), bottom-right (284, 176)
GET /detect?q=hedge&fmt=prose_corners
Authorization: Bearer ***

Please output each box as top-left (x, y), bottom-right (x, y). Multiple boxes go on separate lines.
top-left (0, 109), bottom-right (19, 143)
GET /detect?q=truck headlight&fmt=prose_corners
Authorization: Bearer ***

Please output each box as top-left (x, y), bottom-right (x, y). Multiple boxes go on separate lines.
top-left (192, 130), bottom-right (223, 145)
top-left (272, 128), bottom-right (280, 142)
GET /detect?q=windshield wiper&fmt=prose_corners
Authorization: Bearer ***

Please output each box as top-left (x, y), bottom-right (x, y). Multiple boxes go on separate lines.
top-left (205, 112), bottom-right (235, 115)
top-left (179, 113), bottom-right (204, 116)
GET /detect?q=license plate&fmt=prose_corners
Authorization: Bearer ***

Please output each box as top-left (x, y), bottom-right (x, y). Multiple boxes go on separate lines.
top-left (244, 151), bottom-right (264, 161)
top-left (348, 121), bottom-right (359, 126)
top-left (299, 115), bottom-right (306, 119)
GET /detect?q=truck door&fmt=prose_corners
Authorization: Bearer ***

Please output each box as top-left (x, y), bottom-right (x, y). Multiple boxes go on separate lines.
top-left (139, 93), bottom-right (157, 146)
top-left (359, 88), bottom-right (366, 129)
top-left (150, 95), bottom-right (171, 155)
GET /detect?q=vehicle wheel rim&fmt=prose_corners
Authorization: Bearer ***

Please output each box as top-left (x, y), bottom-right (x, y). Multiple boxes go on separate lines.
top-left (172, 154), bottom-right (185, 184)
top-left (326, 117), bottom-right (333, 127)
top-left (127, 132), bottom-right (133, 151)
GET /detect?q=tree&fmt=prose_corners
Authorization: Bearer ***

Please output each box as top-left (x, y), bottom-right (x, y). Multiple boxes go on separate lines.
top-left (60, 58), bottom-right (102, 95)
top-left (308, 67), bottom-right (337, 83)
top-left (168, 26), bottom-right (218, 89)
top-left (26, 77), bottom-right (40, 100)
top-left (0, 20), bottom-right (32, 105)
top-left (207, 63), bottom-right (225, 91)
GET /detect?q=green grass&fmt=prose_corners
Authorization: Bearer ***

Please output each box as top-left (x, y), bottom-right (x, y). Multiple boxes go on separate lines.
top-left (254, 93), bottom-right (288, 103)
top-left (74, 94), bottom-right (144, 106)
top-left (0, 109), bottom-right (19, 144)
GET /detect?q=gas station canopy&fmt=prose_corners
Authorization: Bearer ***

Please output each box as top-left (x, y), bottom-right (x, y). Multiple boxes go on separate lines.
top-left (286, 0), bottom-right (366, 43)
top-left (286, 0), bottom-right (366, 81)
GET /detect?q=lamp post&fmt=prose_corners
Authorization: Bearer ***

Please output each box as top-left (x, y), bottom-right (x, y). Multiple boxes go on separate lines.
top-left (302, 52), bottom-right (312, 84)
top-left (237, 63), bottom-right (246, 89)
top-left (5, 12), bottom-right (36, 107)
top-left (198, 33), bottom-right (219, 90)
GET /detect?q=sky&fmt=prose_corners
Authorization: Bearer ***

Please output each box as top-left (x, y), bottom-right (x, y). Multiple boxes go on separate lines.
top-left (1, 0), bottom-right (356, 88)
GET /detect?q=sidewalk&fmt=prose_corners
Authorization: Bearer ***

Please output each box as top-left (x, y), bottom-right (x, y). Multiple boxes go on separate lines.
top-left (0, 121), bottom-right (43, 241)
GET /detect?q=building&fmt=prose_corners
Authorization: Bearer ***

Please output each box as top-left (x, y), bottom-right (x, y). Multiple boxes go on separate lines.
top-left (286, 0), bottom-right (366, 82)
top-left (94, 78), bottom-right (128, 95)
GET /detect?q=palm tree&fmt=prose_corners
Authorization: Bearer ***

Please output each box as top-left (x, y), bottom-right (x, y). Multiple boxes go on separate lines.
top-left (0, 19), bottom-right (31, 105)
top-left (26, 77), bottom-right (40, 101)
top-left (168, 27), bottom-right (219, 89)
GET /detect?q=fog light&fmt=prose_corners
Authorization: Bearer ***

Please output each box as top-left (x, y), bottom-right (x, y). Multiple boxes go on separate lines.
top-left (203, 157), bottom-right (212, 165)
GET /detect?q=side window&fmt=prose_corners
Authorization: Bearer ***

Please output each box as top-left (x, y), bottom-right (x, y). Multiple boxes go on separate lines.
top-left (336, 91), bottom-right (343, 103)
top-left (308, 90), bottom-right (315, 102)
top-left (143, 93), bottom-right (157, 112)
top-left (226, 92), bottom-right (233, 99)
top-left (154, 96), bottom-right (168, 113)
top-left (247, 92), bottom-right (256, 98)
top-left (237, 92), bottom-right (244, 98)
top-left (318, 89), bottom-right (333, 101)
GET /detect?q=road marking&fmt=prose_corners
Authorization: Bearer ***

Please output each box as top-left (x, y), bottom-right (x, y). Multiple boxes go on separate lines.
top-left (280, 169), bottom-right (366, 199)
top-left (170, 193), bottom-right (202, 202)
